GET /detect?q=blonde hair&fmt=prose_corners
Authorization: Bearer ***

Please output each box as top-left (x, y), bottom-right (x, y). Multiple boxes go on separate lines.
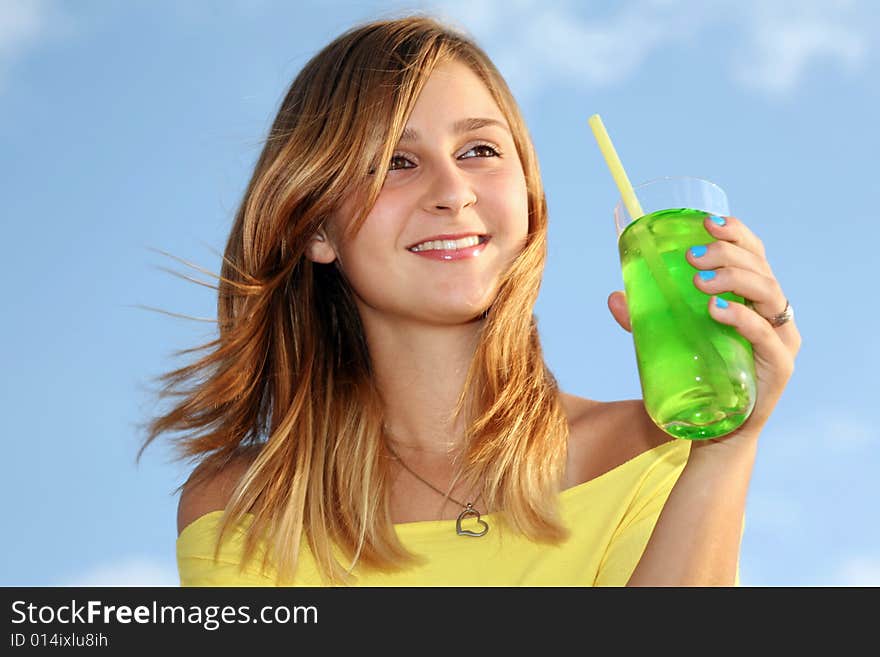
top-left (137, 12), bottom-right (570, 585)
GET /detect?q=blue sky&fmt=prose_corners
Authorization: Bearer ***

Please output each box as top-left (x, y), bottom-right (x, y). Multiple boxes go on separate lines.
top-left (2, 0), bottom-right (877, 586)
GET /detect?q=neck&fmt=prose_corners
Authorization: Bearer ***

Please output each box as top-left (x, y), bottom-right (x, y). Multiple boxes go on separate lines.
top-left (361, 310), bottom-right (484, 455)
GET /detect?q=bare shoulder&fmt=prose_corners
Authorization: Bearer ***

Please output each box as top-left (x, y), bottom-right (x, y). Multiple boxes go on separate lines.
top-left (559, 392), bottom-right (673, 488)
top-left (605, 397), bottom-right (675, 452)
top-left (177, 446), bottom-right (262, 537)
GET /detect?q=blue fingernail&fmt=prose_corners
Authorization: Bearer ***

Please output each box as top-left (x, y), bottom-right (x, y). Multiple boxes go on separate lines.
top-left (715, 297), bottom-right (729, 308)
top-left (690, 245), bottom-right (707, 258)
top-left (698, 270), bottom-right (716, 281)
top-left (709, 214), bottom-right (727, 226)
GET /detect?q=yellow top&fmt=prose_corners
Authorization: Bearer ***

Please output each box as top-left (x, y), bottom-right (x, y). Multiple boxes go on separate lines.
top-left (176, 438), bottom-right (743, 586)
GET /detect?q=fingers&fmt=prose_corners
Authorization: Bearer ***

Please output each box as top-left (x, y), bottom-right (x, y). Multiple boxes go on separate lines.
top-left (702, 214), bottom-right (770, 265)
top-left (607, 291), bottom-right (632, 333)
top-left (708, 296), bottom-right (795, 384)
top-left (691, 264), bottom-right (784, 320)
top-left (689, 213), bottom-right (801, 357)
top-left (685, 233), bottom-right (773, 278)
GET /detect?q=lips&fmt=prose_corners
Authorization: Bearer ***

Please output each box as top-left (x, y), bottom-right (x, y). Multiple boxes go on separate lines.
top-left (405, 232), bottom-right (488, 250)
top-left (407, 236), bottom-right (490, 260)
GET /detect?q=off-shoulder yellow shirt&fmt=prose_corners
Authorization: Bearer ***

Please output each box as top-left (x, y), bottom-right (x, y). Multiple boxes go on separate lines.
top-left (176, 438), bottom-right (743, 586)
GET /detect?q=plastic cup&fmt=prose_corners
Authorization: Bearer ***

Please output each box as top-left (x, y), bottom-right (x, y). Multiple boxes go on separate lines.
top-left (614, 176), bottom-right (757, 439)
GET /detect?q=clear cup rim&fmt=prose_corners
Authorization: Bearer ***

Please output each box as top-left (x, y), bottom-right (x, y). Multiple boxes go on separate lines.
top-left (613, 175), bottom-right (725, 210)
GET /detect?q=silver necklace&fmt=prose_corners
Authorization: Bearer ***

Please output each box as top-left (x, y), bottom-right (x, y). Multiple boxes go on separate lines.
top-left (384, 440), bottom-right (489, 537)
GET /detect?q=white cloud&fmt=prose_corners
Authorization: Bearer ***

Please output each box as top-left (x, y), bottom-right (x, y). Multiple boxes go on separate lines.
top-left (834, 555), bottom-right (880, 586)
top-left (425, 0), bottom-right (875, 99)
top-left (5, 1), bottom-right (867, 99)
top-left (731, 1), bottom-right (869, 96)
top-left (0, 0), bottom-right (46, 54)
top-left (60, 557), bottom-right (178, 587)
top-left (428, 0), bottom-right (703, 97)
top-left (0, 0), bottom-right (76, 93)
top-left (746, 494), bottom-right (804, 532)
top-left (818, 414), bottom-right (875, 452)
top-left (760, 406), bottom-right (875, 460)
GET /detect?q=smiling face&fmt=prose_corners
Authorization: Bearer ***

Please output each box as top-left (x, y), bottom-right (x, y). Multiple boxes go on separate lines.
top-left (307, 58), bottom-right (530, 327)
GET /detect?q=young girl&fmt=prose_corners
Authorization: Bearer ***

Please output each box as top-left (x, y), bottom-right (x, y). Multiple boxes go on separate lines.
top-left (141, 14), bottom-right (801, 586)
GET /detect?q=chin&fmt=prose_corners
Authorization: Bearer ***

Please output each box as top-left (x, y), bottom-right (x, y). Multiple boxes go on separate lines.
top-left (418, 305), bottom-right (490, 325)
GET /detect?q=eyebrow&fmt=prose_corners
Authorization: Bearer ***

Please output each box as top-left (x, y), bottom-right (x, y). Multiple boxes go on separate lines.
top-left (398, 117), bottom-right (511, 143)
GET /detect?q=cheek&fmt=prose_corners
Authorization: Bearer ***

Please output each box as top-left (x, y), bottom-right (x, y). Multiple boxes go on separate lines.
top-left (332, 204), bottom-right (399, 279)
top-left (491, 167), bottom-right (530, 236)
top-left (355, 190), bottom-right (408, 240)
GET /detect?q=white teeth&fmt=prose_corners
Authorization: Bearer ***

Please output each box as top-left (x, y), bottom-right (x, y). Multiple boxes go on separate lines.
top-left (409, 235), bottom-right (483, 252)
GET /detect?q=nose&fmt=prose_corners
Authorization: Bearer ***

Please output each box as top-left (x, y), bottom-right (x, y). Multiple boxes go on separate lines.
top-left (422, 160), bottom-right (477, 215)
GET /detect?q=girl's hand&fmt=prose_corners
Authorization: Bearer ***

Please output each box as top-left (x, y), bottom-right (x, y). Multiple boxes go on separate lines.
top-left (607, 213), bottom-right (802, 450)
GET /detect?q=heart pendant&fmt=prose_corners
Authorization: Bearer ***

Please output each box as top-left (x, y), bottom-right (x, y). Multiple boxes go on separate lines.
top-left (456, 503), bottom-right (489, 537)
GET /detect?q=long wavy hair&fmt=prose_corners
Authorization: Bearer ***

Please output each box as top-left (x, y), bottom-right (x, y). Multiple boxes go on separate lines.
top-left (137, 12), bottom-right (570, 585)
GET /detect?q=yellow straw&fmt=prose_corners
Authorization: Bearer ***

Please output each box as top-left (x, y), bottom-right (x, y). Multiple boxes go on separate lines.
top-left (588, 114), bottom-right (643, 219)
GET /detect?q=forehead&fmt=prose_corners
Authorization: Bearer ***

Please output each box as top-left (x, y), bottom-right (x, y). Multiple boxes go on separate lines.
top-left (402, 60), bottom-right (508, 137)
top-left (398, 116), bottom-right (511, 143)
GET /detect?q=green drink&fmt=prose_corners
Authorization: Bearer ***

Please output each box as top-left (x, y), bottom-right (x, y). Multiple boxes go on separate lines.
top-left (615, 180), bottom-right (757, 439)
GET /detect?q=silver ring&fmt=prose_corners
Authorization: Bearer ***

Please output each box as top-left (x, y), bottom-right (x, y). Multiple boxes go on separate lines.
top-left (746, 298), bottom-right (794, 327)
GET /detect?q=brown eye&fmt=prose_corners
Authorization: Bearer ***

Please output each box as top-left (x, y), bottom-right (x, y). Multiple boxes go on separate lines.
top-left (463, 144), bottom-right (501, 159)
top-left (389, 154), bottom-right (415, 171)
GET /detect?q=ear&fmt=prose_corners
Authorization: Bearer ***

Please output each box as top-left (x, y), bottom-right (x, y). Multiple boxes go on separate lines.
top-left (304, 231), bottom-right (338, 265)
top-left (607, 290), bottom-right (632, 333)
